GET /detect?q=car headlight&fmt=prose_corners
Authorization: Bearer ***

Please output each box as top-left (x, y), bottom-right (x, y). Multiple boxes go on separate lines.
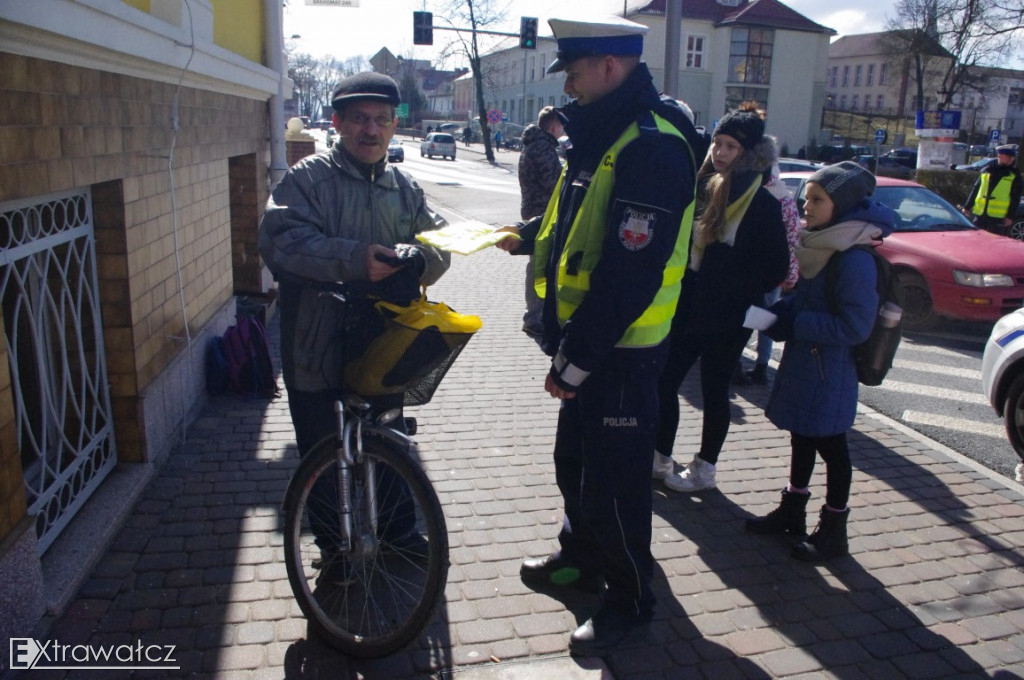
top-left (952, 270), bottom-right (1015, 287)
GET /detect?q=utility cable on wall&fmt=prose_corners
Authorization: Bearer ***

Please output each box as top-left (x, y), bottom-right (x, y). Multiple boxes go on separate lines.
top-left (168, 0), bottom-right (197, 446)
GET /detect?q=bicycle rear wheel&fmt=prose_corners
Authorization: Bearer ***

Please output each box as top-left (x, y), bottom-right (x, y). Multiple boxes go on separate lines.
top-left (283, 432), bottom-right (449, 657)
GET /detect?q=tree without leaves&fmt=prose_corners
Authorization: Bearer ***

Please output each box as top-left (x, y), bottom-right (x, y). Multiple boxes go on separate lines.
top-left (288, 53), bottom-right (370, 119)
top-left (882, 0), bottom-right (1024, 112)
top-left (434, 0), bottom-right (511, 163)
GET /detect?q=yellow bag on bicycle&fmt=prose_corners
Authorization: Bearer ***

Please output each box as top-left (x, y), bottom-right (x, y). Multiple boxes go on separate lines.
top-left (343, 292), bottom-right (482, 405)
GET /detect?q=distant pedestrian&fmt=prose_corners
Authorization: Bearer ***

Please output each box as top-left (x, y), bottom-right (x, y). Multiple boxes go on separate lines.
top-left (463, 125), bottom-right (472, 146)
top-left (653, 103), bottom-right (789, 493)
top-left (746, 161), bottom-right (897, 562)
top-left (493, 128), bottom-right (503, 151)
top-left (517, 105), bottom-right (564, 340)
top-left (962, 144), bottom-right (1021, 236)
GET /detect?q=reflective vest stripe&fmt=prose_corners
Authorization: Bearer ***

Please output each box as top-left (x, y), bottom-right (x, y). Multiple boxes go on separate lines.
top-left (972, 173), bottom-right (1014, 218)
top-left (532, 113), bottom-right (693, 348)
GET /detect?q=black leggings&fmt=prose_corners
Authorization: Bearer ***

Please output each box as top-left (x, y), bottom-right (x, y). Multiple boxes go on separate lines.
top-left (789, 432), bottom-right (852, 510)
top-left (655, 327), bottom-right (751, 464)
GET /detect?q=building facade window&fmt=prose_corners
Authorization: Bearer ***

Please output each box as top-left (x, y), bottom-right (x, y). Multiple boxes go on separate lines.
top-left (686, 34), bottom-right (706, 69)
top-left (852, 94), bottom-right (859, 109)
top-left (855, 64), bottom-right (862, 86)
top-left (840, 94), bottom-right (847, 109)
top-left (876, 94), bottom-right (885, 109)
top-left (880, 63), bottom-right (887, 85)
top-left (830, 66), bottom-right (838, 88)
top-left (728, 27), bottom-right (773, 85)
top-left (867, 63), bottom-right (875, 86)
top-left (724, 86), bottom-right (769, 113)
top-left (842, 65), bottom-right (850, 87)
top-left (864, 96), bottom-right (872, 110)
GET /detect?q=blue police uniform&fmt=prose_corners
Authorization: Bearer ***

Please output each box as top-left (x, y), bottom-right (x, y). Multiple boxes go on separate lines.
top-left (515, 42), bottom-right (699, 635)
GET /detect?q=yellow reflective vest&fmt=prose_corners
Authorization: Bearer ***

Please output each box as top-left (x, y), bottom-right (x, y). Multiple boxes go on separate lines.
top-left (972, 171), bottom-right (1014, 219)
top-left (532, 113), bottom-right (694, 348)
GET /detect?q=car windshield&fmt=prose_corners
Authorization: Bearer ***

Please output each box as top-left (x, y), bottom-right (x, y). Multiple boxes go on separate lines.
top-left (874, 186), bottom-right (976, 232)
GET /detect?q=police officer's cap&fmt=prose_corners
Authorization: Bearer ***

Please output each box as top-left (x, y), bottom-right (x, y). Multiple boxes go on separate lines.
top-left (996, 144), bottom-right (1017, 157)
top-left (330, 72), bottom-right (401, 112)
top-left (546, 16), bottom-right (648, 74)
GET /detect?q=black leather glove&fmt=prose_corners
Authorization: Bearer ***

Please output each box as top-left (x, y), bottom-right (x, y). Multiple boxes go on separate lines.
top-left (763, 301), bottom-right (794, 341)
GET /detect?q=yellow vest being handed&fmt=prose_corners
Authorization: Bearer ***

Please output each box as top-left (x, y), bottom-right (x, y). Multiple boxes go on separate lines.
top-left (972, 172), bottom-right (1014, 219)
top-left (533, 113), bottom-right (694, 348)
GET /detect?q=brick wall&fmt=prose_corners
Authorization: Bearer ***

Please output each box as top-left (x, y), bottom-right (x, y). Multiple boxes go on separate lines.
top-left (0, 52), bottom-right (270, 518)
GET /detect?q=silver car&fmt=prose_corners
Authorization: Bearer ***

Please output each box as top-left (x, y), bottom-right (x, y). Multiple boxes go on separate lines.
top-left (981, 306), bottom-right (1024, 481)
top-left (420, 132), bottom-right (456, 160)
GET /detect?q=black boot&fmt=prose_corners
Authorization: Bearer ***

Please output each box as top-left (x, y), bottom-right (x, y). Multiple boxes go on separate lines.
top-left (745, 363), bottom-right (768, 385)
top-left (793, 506), bottom-right (849, 562)
top-left (745, 489), bottom-right (809, 536)
top-left (732, 360), bottom-right (751, 385)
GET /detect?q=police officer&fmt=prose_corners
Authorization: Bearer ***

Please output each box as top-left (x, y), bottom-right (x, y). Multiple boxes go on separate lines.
top-left (496, 15), bottom-right (699, 656)
top-left (963, 144), bottom-right (1022, 236)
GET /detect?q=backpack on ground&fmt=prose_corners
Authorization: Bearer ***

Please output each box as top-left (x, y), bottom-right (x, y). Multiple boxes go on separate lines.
top-left (825, 245), bottom-right (904, 387)
top-left (205, 335), bottom-right (230, 395)
top-left (220, 313), bottom-right (278, 398)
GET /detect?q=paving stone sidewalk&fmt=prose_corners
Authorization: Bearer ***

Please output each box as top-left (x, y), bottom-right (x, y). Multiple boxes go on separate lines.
top-left (22, 248), bottom-right (1024, 679)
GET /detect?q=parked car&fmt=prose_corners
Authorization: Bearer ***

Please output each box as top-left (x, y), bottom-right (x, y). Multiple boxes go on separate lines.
top-left (387, 137), bottom-right (404, 163)
top-left (882, 147), bottom-right (918, 169)
top-left (420, 132), bottom-right (456, 160)
top-left (789, 174), bottom-right (1024, 329)
top-left (952, 157), bottom-right (994, 171)
top-left (777, 157), bottom-right (820, 173)
top-left (980, 306), bottom-right (1024, 481)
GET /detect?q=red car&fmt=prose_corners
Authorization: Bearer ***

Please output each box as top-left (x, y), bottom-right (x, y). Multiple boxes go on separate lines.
top-left (788, 174), bottom-right (1024, 329)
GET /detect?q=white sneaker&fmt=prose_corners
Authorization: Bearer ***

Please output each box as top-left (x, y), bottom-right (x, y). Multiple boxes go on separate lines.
top-left (652, 453), bottom-right (674, 480)
top-left (664, 457), bottom-right (717, 492)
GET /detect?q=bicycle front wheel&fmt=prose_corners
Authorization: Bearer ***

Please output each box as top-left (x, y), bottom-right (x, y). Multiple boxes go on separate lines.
top-left (283, 433), bottom-right (449, 657)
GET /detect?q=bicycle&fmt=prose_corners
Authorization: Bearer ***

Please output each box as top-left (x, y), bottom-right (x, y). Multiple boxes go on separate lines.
top-left (281, 285), bottom-right (478, 657)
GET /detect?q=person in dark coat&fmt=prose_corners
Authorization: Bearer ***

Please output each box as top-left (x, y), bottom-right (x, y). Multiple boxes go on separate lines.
top-left (653, 102), bottom-right (789, 492)
top-left (518, 105), bottom-right (565, 339)
top-left (746, 161), bottom-right (897, 562)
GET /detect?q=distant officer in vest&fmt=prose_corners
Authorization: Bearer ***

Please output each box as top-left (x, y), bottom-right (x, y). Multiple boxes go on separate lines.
top-left (963, 144), bottom-right (1022, 236)
top-left (495, 14), bottom-right (700, 656)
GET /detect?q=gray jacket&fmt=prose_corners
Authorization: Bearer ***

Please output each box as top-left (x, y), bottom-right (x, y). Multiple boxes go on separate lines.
top-left (259, 144), bottom-right (450, 391)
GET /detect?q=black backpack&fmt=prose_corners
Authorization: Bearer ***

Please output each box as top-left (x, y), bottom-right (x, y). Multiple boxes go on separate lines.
top-left (824, 245), bottom-right (904, 387)
top-left (220, 313), bottom-right (279, 398)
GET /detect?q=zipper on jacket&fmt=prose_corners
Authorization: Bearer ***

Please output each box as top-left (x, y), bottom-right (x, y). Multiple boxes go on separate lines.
top-left (811, 344), bottom-right (825, 381)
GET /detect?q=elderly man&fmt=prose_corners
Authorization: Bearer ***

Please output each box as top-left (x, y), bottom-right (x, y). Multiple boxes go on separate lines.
top-left (259, 73), bottom-right (450, 580)
top-left (496, 16), bottom-right (701, 655)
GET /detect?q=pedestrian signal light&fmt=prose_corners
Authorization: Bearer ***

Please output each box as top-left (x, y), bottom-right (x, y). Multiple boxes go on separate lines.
top-left (519, 16), bottom-right (537, 50)
top-left (414, 11), bottom-right (433, 45)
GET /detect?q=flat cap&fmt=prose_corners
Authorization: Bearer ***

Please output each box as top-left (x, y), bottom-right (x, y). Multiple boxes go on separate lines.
top-left (331, 72), bottom-right (401, 112)
top-left (546, 16), bottom-right (648, 74)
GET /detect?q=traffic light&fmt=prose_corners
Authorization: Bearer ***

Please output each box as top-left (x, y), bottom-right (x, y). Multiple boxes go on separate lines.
top-left (413, 11), bottom-right (433, 45)
top-left (519, 16), bottom-right (538, 50)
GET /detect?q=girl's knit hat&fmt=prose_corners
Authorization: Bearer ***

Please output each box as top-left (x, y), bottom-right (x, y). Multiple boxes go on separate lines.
top-left (714, 108), bottom-right (765, 150)
top-left (807, 161), bottom-right (876, 219)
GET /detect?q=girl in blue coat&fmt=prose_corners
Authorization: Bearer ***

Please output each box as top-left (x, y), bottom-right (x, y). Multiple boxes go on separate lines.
top-left (746, 161), bottom-right (896, 562)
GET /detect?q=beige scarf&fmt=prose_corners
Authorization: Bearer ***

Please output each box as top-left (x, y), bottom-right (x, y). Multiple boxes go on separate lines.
top-left (689, 174), bottom-right (760, 272)
top-left (796, 220), bottom-right (884, 279)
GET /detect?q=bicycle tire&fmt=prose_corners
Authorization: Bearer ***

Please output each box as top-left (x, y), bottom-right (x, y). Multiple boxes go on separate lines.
top-left (283, 432), bottom-right (449, 657)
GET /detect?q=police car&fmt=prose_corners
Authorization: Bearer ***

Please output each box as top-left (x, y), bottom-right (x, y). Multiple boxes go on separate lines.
top-left (981, 306), bottom-right (1024, 481)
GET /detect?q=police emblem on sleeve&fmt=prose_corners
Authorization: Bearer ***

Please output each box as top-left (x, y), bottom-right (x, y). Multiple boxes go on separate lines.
top-left (619, 207), bottom-right (655, 250)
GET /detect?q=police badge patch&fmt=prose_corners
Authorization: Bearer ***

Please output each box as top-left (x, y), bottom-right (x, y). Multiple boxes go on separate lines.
top-left (619, 207), bottom-right (655, 250)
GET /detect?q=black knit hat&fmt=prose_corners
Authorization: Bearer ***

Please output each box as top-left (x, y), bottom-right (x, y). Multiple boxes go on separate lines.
top-left (808, 161), bottom-right (876, 220)
top-left (714, 109), bottom-right (765, 150)
top-left (331, 72), bottom-right (401, 112)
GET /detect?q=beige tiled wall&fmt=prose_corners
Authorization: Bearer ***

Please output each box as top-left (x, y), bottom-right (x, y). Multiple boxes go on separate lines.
top-left (0, 52), bottom-right (270, 528)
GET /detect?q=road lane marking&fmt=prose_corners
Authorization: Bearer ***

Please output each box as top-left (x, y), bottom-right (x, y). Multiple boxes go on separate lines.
top-left (900, 410), bottom-right (1006, 438)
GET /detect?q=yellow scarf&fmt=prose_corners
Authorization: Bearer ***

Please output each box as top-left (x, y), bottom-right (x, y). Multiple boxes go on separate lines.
top-left (689, 174), bottom-right (760, 272)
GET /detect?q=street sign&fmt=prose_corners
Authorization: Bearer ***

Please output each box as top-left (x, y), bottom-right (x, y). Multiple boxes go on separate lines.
top-left (991, 129), bottom-right (1001, 143)
top-left (501, 113), bottom-right (508, 122)
top-left (396, 103), bottom-right (409, 119)
top-left (487, 109), bottom-right (501, 124)
top-left (305, 0), bottom-right (359, 5)
top-left (874, 128), bottom-right (886, 144)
